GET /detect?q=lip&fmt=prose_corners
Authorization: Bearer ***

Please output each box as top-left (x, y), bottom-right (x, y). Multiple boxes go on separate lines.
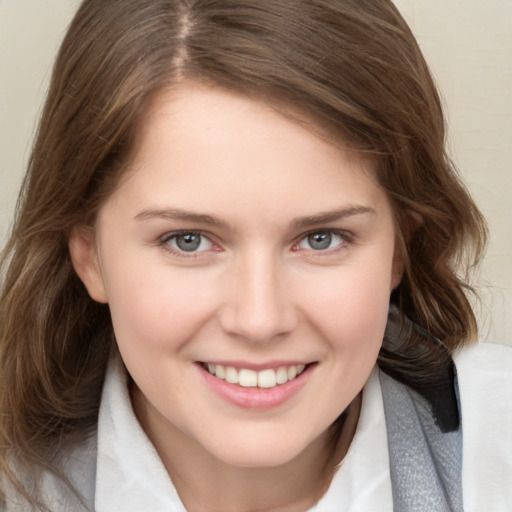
top-left (196, 361), bottom-right (316, 410)
top-left (201, 360), bottom-right (310, 371)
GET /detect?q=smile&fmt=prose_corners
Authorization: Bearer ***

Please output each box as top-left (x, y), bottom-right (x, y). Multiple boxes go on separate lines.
top-left (203, 363), bottom-right (307, 389)
top-left (197, 361), bottom-right (315, 409)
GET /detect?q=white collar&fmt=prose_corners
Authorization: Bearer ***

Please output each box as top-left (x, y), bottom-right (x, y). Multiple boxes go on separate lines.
top-left (95, 359), bottom-right (391, 511)
top-left (455, 343), bottom-right (512, 511)
top-left (95, 356), bottom-right (187, 511)
top-left (313, 367), bottom-right (392, 511)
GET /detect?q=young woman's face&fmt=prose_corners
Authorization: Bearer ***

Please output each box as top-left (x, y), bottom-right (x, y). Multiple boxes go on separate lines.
top-left (73, 84), bottom-right (402, 469)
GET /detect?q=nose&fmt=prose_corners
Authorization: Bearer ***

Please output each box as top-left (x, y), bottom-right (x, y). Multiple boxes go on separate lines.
top-left (218, 251), bottom-right (298, 344)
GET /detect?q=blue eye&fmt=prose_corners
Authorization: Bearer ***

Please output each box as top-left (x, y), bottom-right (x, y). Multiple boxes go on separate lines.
top-left (163, 232), bottom-right (213, 253)
top-left (297, 230), bottom-right (347, 251)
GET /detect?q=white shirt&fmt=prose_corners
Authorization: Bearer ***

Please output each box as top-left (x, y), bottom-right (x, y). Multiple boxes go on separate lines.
top-left (311, 367), bottom-right (393, 511)
top-left (6, 343), bottom-right (511, 511)
top-left (95, 364), bottom-right (392, 512)
top-left (456, 343), bottom-right (512, 511)
top-left (93, 343), bottom-right (512, 511)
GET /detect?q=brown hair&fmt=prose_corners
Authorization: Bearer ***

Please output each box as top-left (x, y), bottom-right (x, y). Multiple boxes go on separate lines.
top-left (0, 0), bottom-right (487, 508)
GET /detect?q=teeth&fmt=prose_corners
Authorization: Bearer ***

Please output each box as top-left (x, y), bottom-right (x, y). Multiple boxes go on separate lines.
top-left (239, 369), bottom-right (258, 387)
top-left (215, 364), bottom-right (226, 379)
top-left (258, 369), bottom-right (276, 388)
top-left (225, 367), bottom-right (238, 384)
top-left (276, 367), bottom-right (288, 384)
top-left (205, 363), bottom-right (307, 389)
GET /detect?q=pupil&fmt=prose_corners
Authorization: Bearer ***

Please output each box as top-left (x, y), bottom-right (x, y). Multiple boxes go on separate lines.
top-left (308, 232), bottom-right (331, 250)
top-left (176, 233), bottom-right (201, 251)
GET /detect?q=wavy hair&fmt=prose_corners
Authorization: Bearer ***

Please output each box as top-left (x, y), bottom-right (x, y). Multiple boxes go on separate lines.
top-left (0, 0), bottom-right (487, 508)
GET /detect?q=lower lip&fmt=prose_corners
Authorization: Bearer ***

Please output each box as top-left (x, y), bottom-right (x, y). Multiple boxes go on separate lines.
top-left (196, 363), bottom-right (314, 410)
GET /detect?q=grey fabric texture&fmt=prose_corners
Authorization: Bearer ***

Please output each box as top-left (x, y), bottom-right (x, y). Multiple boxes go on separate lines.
top-left (2, 375), bottom-right (464, 512)
top-left (380, 371), bottom-right (463, 512)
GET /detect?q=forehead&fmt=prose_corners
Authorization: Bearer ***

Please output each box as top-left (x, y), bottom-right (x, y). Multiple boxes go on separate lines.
top-left (105, 83), bottom-right (390, 226)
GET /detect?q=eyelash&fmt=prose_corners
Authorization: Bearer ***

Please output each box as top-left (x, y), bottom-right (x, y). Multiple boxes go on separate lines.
top-left (158, 229), bottom-right (354, 258)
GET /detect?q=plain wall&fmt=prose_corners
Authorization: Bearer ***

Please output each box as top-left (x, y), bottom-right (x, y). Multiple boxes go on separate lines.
top-left (1, 0), bottom-right (511, 345)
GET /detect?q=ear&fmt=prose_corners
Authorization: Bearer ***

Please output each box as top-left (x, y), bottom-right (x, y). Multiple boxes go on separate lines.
top-left (68, 227), bottom-right (108, 303)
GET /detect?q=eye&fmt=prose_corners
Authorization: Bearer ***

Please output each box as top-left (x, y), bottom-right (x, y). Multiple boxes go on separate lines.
top-left (297, 230), bottom-right (349, 251)
top-left (161, 231), bottom-right (213, 253)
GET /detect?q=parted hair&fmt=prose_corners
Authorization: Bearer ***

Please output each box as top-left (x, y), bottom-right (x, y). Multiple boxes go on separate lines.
top-left (0, 0), bottom-right (487, 508)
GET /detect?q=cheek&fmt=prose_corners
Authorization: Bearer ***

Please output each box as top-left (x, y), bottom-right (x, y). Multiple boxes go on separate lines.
top-left (297, 263), bottom-right (392, 420)
top-left (298, 260), bottom-right (393, 354)
top-left (103, 259), bottom-right (218, 354)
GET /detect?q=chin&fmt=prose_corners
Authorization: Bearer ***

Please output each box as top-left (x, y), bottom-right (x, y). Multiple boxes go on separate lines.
top-left (205, 432), bottom-right (318, 470)
top-left (218, 451), bottom-right (298, 470)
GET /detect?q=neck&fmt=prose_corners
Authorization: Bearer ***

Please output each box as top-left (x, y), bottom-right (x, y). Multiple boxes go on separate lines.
top-left (133, 390), bottom-right (361, 512)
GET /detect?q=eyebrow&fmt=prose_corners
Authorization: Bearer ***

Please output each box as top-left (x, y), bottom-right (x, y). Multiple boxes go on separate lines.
top-left (135, 208), bottom-right (226, 227)
top-left (290, 205), bottom-right (376, 230)
top-left (135, 205), bottom-right (375, 230)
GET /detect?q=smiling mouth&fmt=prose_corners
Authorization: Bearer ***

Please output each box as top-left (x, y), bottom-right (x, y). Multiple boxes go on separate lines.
top-left (200, 363), bottom-right (312, 389)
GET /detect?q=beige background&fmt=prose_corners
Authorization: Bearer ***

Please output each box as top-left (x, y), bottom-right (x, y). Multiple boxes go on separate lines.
top-left (1, 1), bottom-right (511, 345)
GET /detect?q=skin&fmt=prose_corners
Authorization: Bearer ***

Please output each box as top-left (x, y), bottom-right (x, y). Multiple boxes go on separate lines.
top-left (70, 83), bottom-right (403, 512)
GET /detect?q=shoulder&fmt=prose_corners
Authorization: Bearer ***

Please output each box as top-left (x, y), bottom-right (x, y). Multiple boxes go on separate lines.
top-left (454, 343), bottom-right (512, 512)
top-left (454, 342), bottom-right (512, 409)
top-left (454, 342), bottom-right (512, 430)
top-left (454, 342), bottom-right (512, 436)
top-left (454, 341), bottom-right (512, 373)
top-left (1, 433), bottom-right (97, 512)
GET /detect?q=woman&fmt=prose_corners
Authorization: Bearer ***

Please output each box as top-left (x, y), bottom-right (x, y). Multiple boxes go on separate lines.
top-left (1, 1), bottom-right (510, 511)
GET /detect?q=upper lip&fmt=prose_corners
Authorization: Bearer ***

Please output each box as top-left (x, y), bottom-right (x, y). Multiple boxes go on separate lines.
top-left (198, 360), bottom-right (315, 371)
